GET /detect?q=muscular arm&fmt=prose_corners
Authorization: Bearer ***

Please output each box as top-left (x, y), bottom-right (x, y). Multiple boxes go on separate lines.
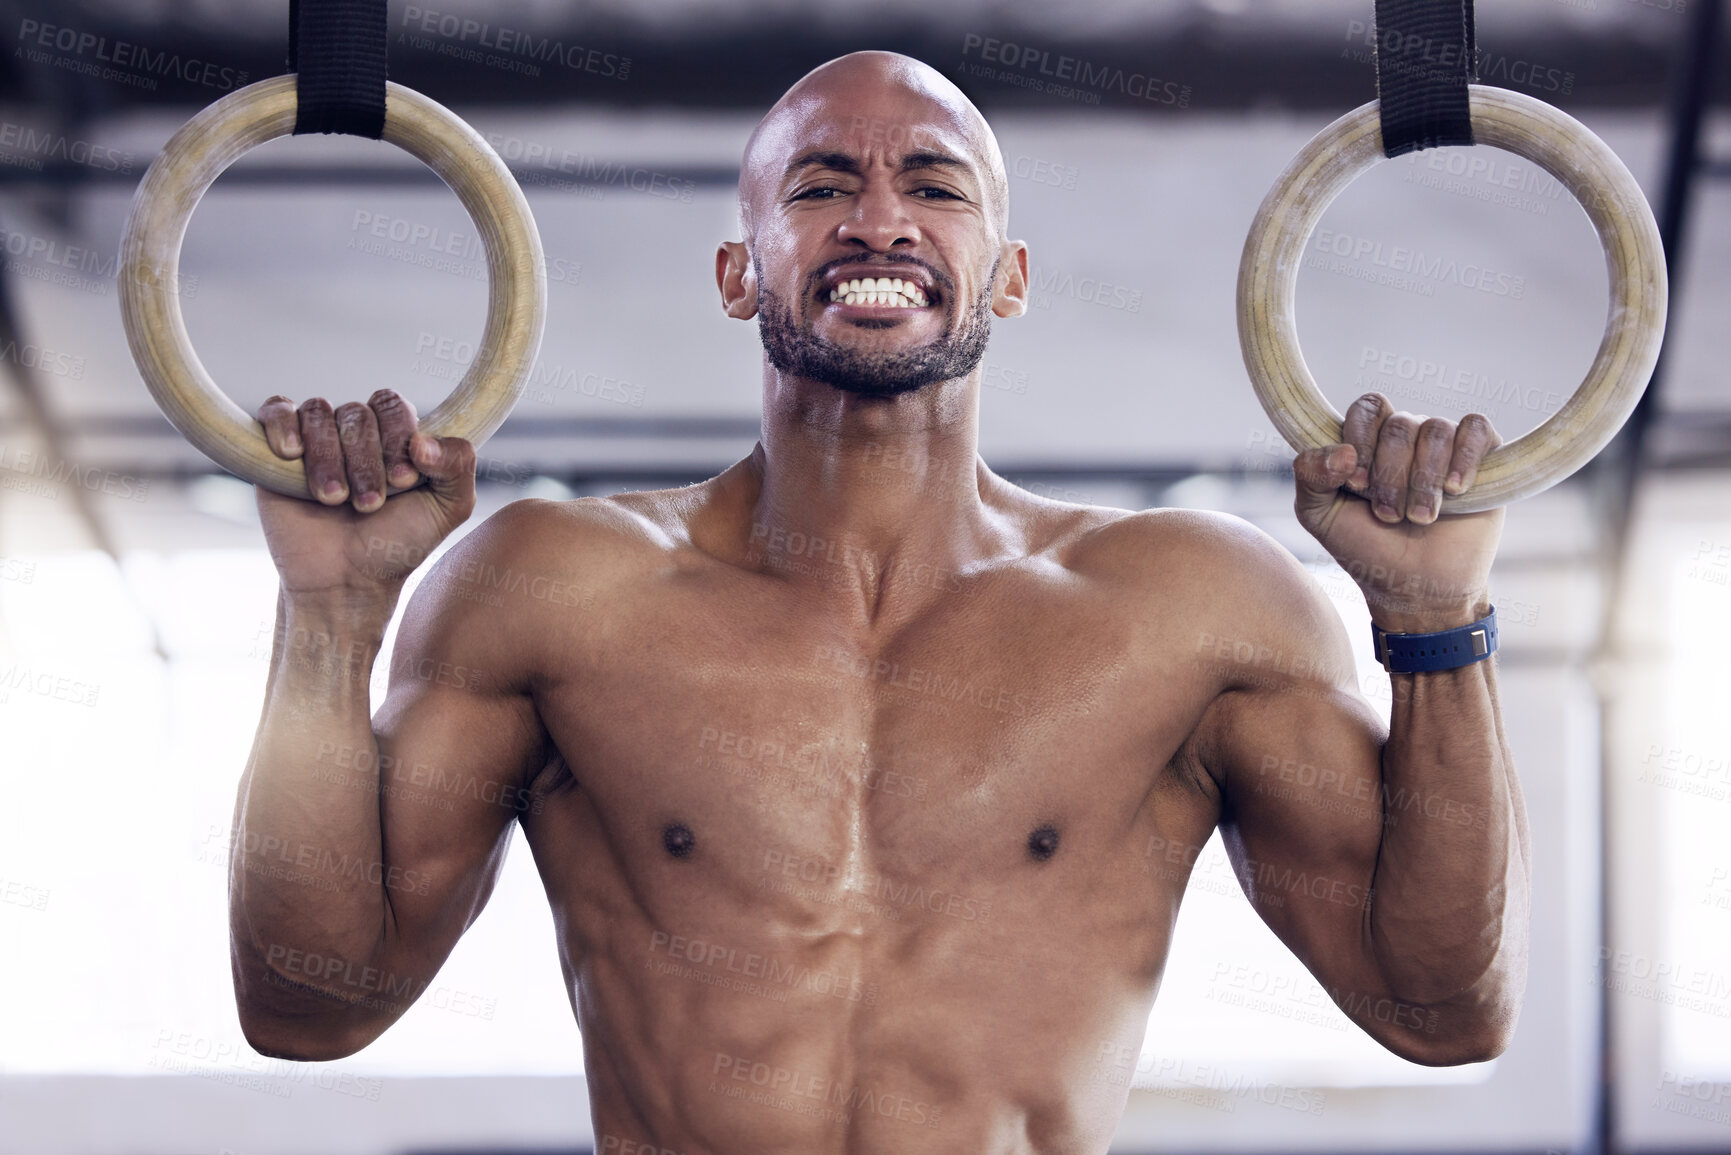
top-left (229, 502), bottom-right (554, 1060)
top-left (1188, 525), bottom-right (1530, 1064)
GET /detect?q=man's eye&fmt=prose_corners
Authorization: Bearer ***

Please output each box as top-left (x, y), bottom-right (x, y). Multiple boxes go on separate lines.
top-left (912, 187), bottom-right (963, 200)
top-left (792, 187), bottom-right (846, 200)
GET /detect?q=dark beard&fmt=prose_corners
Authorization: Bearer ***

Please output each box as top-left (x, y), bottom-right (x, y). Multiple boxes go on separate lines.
top-left (755, 258), bottom-right (997, 397)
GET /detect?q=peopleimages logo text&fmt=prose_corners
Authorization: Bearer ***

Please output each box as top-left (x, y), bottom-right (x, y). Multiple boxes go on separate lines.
top-left (400, 8), bottom-right (630, 79)
top-left (16, 19), bottom-right (249, 91)
top-left (961, 35), bottom-right (1191, 106)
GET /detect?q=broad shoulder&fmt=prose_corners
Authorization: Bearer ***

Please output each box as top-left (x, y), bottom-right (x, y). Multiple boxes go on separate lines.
top-left (1061, 505), bottom-right (1300, 592)
top-left (1060, 505), bottom-right (1356, 671)
top-left (438, 490), bottom-right (695, 578)
top-left (397, 493), bottom-right (688, 663)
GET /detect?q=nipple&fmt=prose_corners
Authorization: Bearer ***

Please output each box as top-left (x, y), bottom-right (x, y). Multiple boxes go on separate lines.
top-left (663, 823), bottom-right (696, 859)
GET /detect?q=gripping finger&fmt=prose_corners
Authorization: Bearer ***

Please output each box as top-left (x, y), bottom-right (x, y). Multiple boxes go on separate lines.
top-left (298, 398), bottom-right (346, 504)
top-left (335, 401), bottom-right (385, 513)
top-left (257, 395), bottom-right (303, 459)
top-left (370, 389), bottom-right (420, 491)
top-left (1406, 417), bottom-right (1455, 525)
top-left (1340, 393), bottom-right (1392, 494)
top-left (1445, 412), bottom-right (1502, 496)
top-left (1368, 412), bottom-right (1420, 523)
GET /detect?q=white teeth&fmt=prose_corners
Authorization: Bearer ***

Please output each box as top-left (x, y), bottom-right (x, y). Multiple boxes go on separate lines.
top-left (827, 277), bottom-right (929, 307)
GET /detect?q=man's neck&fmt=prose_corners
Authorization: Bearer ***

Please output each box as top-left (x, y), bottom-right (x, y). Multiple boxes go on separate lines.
top-left (738, 373), bottom-right (1001, 620)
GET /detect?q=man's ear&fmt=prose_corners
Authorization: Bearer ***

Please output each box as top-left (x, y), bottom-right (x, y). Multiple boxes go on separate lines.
top-left (716, 241), bottom-right (758, 320)
top-left (992, 241), bottom-right (1030, 318)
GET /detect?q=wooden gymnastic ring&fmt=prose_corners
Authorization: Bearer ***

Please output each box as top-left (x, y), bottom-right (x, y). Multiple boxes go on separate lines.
top-left (118, 74), bottom-right (546, 500)
top-left (1237, 84), bottom-right (1667, 514)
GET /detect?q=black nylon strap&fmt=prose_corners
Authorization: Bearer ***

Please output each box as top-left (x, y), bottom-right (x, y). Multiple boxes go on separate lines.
top-left (288, 0), bottom-right (387, 138)
top-left (1373, 0), bottom-right (1477, 157)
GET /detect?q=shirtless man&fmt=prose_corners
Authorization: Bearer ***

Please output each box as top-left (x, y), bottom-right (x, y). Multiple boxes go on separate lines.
top-left (231, 50), bottom-right (1529, 1155)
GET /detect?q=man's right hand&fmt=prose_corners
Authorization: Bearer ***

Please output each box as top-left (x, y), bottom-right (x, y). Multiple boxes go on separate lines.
top-left (254, 388), bottom-right (477, 599)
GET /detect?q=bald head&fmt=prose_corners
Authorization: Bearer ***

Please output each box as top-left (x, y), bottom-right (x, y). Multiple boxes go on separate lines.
top-left (737, 51), bottom-right (1010, 244)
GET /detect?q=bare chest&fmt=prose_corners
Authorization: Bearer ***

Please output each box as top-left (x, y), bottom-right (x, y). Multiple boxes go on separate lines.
top-left (527, 562), bottom-right (1215, 913)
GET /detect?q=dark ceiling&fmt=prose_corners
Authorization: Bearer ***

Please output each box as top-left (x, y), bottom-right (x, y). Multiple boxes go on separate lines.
top-left (0, 0), bottom-right (1719, 122)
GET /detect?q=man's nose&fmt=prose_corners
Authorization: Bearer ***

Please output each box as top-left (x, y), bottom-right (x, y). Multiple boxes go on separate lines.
top-left (835, 187), bottom-right (919, 250)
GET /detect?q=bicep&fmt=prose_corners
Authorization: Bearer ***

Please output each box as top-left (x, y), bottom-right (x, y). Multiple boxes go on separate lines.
top-left (1207, 679), bottom-right (1467, 1053)
top-left (1191, 563), bottom-right (1413, 1034)
top-left (1207, 679), bottom-right (1387, 964)
top-left (365, 564), bottom-right (553, 978)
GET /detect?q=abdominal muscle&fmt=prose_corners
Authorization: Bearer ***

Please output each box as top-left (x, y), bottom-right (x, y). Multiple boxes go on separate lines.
top-left (522, 779), bottom-right (1199, 1155)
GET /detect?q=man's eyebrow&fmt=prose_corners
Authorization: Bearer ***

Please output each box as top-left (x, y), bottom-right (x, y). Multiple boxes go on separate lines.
top-left (898, 150), bottom-right (971, 176)
top-left (783, 150), bottom-right (859, 178)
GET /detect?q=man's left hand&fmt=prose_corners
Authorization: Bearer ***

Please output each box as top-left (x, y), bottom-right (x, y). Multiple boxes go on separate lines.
top-left (1293, 392), bottom-right (1504, 633)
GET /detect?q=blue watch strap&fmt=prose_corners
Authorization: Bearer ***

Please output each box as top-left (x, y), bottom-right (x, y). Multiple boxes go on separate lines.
top-left (1372, 607), bottom-right (1498, 673)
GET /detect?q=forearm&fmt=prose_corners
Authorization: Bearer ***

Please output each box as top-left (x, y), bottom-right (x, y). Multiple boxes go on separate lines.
top-left (1370, 617), bottom-right (1530, 1020)
top-left (229, 589), bottom-right (403, 1041)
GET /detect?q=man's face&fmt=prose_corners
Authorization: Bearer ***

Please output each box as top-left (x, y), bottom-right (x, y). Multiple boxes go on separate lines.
top-left (734, 84), bottom-right (1018, 398)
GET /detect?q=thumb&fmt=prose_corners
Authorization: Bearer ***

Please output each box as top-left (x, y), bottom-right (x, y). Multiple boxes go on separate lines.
top-left (409, 433), bottom-right (477, 515)
top-left (1293, 443), bottom-right (1356, 533)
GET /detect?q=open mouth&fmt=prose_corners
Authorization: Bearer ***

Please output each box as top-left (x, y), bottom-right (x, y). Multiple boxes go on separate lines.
top-left (823, 276), bottom-right (932, 310)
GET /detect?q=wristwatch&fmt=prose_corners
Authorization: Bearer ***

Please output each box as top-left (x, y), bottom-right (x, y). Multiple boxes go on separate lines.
top-left (1371, 607), bottom-right (1498, 673)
